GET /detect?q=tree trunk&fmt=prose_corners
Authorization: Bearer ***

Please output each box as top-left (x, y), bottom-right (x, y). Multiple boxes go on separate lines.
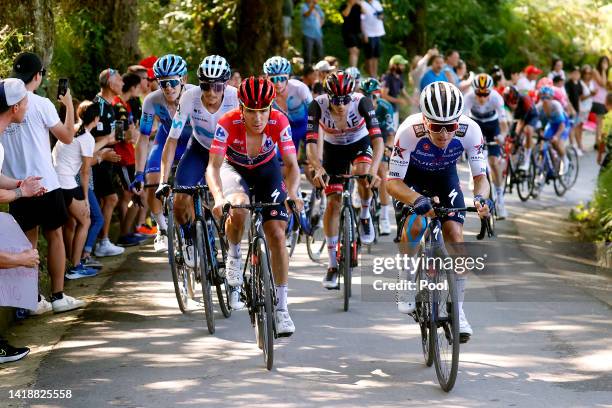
top-left (405, 0), bottom-right (426, 55)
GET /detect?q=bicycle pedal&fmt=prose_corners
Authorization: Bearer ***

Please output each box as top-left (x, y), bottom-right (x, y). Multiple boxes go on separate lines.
top-left (277, 331), bottom-right (294, 338)
top-left (459, 333), bottom-right (471, 344)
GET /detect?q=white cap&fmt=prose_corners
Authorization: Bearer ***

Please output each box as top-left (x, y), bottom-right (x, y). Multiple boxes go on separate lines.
top-left (314, 60), bottom-right (335, 72)
top-left (0, 78), bottom-right (27, 107)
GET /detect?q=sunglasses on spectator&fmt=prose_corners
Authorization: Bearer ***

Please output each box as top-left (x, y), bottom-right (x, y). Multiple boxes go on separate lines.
top-left (159, 79), bottom-right (181, 89)
top-left (269, 75), bottom-right (289, 84)
top-left (427, 121), bottom-right (459, 133)
top-left (200, 81), bottom-right (225, 92)
top-left (475, 91), bottom-right (490, 97)
top-left (39, 68), bottom-right (47, 77)
top-left (330, 95), bottom-right (351, 106)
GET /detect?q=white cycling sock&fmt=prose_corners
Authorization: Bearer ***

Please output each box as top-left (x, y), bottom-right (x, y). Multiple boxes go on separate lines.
top-left (360, 198), bottom-right (371, 219)
top-left (276, 284), bottom-right (288, 311)
top-left (456, 276), bottom-right (467, 310)
top-left (152, 212), bottom-right (167, 232)
top-left (229, 242), bottom-right (241, 258)
top-left (327, 236), bottom-right (338, 268)
top-left (381, 204), bottom-right (392, 221)
top-left (495, 186), bottom-right (504, 202)
top-left (523, 148), bottom-right (532, 163)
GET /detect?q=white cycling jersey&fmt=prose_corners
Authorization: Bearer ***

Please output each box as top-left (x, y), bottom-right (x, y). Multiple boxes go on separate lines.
top-left (168, 85), bottom-right (239, 149)
top-left (463, 89), bottom-right (506, 123)
top-left (388, 113), bottom-right (487, 180)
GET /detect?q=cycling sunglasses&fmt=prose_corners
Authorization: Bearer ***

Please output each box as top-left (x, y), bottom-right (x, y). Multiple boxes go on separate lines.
top-left (200, 81), bottom-right (225, 92)
top-left (475, 91), bottom-right (490, 97)
top-left (269, 75), bottom-right (289, 84)
top-left (427, 121), bottom-right (459, 133)
top-left (159, 79), bottom-right (181, 89)
top-left (330, 95), bottom-right (352, 106)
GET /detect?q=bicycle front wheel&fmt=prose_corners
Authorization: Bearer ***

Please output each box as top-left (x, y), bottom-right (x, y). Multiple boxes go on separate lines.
top-left (563, 146), bottom-right (579, 189)
top-left (340, 206), bottom-right (352, 312)
top-left (254, 237), bottom-right (275, 370)
top-left (415, 266), bottom-right (434, 367)
top-left (516, 156), bottom-right (533, 202)
top-left (196, 221), bottom-right (215, 334)
top-left (168, 200), bottom-right (194, 313)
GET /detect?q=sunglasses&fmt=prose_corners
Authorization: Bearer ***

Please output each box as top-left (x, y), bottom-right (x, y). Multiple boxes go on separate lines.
top-left (330, 95), bottom-right (352, 106)
top-left (39, 68), bottom-right (47, 77)
top-left (475, 91), bottom-right (490, 98)
top-left (242, 104), bottom-right (272, 112)
top-left (269, 75), bottom-right (289, 84)
top-left (200, 81), bottom-right (226, 92)
top-left (159, 79), bottom-right (181, 89)
top-left (427, 121), bottom-right (459, 133)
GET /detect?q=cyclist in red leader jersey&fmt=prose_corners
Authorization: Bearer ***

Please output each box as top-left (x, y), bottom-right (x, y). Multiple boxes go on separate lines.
top-left (207, 77), bottom-right (303, 336)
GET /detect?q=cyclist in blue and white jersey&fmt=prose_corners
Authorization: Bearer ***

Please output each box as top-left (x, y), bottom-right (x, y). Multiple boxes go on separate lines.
top-left (536, 86), bottom-right (570, 172)
top-left (131, 54), bottom-right (194, 252)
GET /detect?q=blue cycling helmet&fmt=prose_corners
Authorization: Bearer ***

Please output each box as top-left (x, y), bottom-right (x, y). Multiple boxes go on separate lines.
top-left (345, 67), bottom-right (361, 84)
top-left (198, 55), bottom-right (231, 82)
top-left (539, 86), bottom-right (554, 99)
top-left (153, 54), bottom-right (187, 78)
top-left (263, 56), bottom-right (292, 76)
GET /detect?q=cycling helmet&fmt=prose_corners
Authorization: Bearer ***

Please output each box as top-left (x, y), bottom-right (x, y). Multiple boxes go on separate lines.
top-left (503, 86), bottom-right (520, 106)
top-left (263, 56), bottom-right (292, 76)
top-left (197, 55), bottom-right (231, 82)
top-left (539, 86), bottom-right (554, 99)
top-left (323, 71), bottom-right (355, 97)
top-left (472, 73), bottom-right (494, 93)
top-left (359, 77), bottom-right (381, 95)
top-left (153, 54), bottom-right (187, 78)
top-left (238, 76), bottom-right (276, 109)
top-left (345, 67), bottom-right (361, 84)
top-left (419, 81), bottom-right (464, 123)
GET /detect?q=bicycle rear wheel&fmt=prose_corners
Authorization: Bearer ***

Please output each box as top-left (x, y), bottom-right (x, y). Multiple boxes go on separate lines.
top-left (254, 237), bottom-right (275, 370)
top-left (530, 151), bottom-right (545, 198)
top-left (340, 207), bottom-right (352, 312)
top-left (562, 146), bottom-right (579, 189)
top-left (431, 266), bottom-right (460, 392)
top-left (168, 200), bottom-right (194, 313)
top-left (209, 218), bottom-right (231, 318)
top-left (287, 216), bottom-right (300, 258)
top-left (415, 266), bottom-right (434, 367)
top-left (516, 156), bottom-right (533, 202)
top-left (196, 221), bottom-right (215, 334)
top-left (306, 226), bottom-right (326, 262)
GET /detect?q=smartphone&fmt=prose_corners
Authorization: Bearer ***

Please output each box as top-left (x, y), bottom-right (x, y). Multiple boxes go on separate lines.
top-left (57, 78), bottom-right (69, 99)
top-left (113, 120), bottom-right (125, 141)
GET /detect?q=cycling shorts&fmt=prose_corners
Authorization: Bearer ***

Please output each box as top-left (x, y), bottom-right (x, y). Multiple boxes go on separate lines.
top-left (543, 120), bottom-right (571, 141)
top-left (174, 138), bottom-right (209, 188)
top-left (145, 127), bottom-right (188, 174)
top-left (475, 119), bottom-right (502, 157)
top-left (523, 107), bottom-right (539, 129)
top-left (322, 136), bottom-right (373, 195)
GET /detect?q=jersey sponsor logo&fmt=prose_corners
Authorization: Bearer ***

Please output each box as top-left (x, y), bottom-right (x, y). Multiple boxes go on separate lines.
top-left (280, 210), bottom-right (288, 217)
top-left (412, 124), bottom-right (427, 138)
top-left (455, 123), bottom-right (469, 137)
top-left (474, 141), bottom-right (484, 155)
top-left (271, 189), bottom-right (281, 203)
top-left (281, 126), bottom-right (292, 142)
top-left (215, 126), bottom-right (228, 142)
top-left (270, 209), bottom-right (278, 217)
top-left (232, 119), bottom-right (242, 125)
top-left (389, 171), bottom-right (401, 178)
top-left (392, 141), bottom-right (407, 159)
top-left (423, 143), bottom-right (431, 151)
top-left (172, 118), bottom-right (183, 129)
top-left (448, 188), bottom-right (458, 206)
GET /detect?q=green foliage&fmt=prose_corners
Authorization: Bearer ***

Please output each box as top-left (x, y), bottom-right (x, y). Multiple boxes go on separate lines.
top-left (0, 25), bottom-right (33, 79)
top-left (571, 166), bottom-right (612, 242)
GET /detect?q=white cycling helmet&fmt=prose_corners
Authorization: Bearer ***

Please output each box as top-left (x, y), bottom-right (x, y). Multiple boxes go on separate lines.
top-left (197, 55), bottom-right (231, 82)
top-left (419, 81), bottom-right (464, 123)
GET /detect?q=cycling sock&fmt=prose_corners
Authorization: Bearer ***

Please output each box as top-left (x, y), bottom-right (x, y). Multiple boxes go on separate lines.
top-left (327, 236), bottom-right (339, 268)
top-left (276, 284), bottom-right (288, 311)
top-left (228, 242), bottom-right (241, 258)
top-left (152, 212), bottom-right (167, 232)
top-left (524, 148), bottom-right (532, 162)
top-left (360, 198), bottom-right (371, 219)
top-left (50, 292), bottom-right (64, 301)
top-left (456, 276), bottom-right (467, 307)
top-left (495, 186), bottom-right (504, 202)
top-left (381, 204), bottom-right (392, 221)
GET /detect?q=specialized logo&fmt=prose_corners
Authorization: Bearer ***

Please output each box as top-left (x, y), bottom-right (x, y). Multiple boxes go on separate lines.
top-left (433, 224), bottom-right (441, 240)
top-left (271, 189), bottom-right (281, 203)
top-left (448, 188), bottom-right (458, 206)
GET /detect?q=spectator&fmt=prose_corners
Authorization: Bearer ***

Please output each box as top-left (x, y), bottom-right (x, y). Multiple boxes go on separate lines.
top-left (491, 65), bottom-right (506, 95)
top-left (592, 56), bottom-right (610, 148)
top-left (419, 54), bottom-right (447, 90)
top-left (381, 54), bottom-right (410, 129)
top-left (552, 75), bottom-right (570, 111)
top-left (324, 55), bottom-right (339, 68)
top-left (579, 65), bottom-right (596, 128)
top-left (91, 68), bottom-right (125, 257)
top-left (443, 50), bottom-right (460, 85)
top-left (314, 60), bottom-right (335, 97)
top-left (597, 92), bottom-right (612, 171)
top-left (409, 48), bottom-right (437, 113)
top-left (565, 66), bottom-right (584, 154)
top-left (301, 0), bottom-right (325, 67)
top-left (139, 55), bottom-right (159, 93)
top-left (283, 0), bottom-right (294, 42)
top-left (516, 65), bottom-right (542, 95)
top-left (455, 59), bottom-right (474, 93)
top-left (340, 0), bottom-right (363, 67)
top-left (229, 70), bottom-right (242, 88)
top-left (302, 65), bottom-right (318, 92)
top-left (291, 57), bottom-right (305, 78)
top-left (360, 0), bottom-right (385, 78)
top-left (1, 52), bottom-right (85, 313)
top-left (548, 58), bottom-right (565, 81)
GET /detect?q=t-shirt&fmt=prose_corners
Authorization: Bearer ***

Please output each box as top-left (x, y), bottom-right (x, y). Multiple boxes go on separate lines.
top-left (52, 130), bottom-right (95, 189)
top-left (360, 0), bottom-right (385, 38)
top-left (564, 80), bottom-right (582, 113)
top-left (516, 76), bottom-right (536, 94)
top-left (112, 96), bottom-right (136, 166)
top-left (443, 64), bottom-right (460, 86)
top-left (419, 69), bottom-right (448, 90)
top-left (0, 143), bottom-right (4, 175)
top-left (381, 72), bottom-right (404, 110)
top-left (301, 3), bottom-right (324, 39)
top-left (0, 91), bottom-right (61, 191)
top-left (91, 94), bottom-right (115, 138)
top-left (128, 97), bottom-right (142, 126)
top-left (579, 80), bottom-right (594, 114)
top-left (340, 2), bottom-right (361, 35)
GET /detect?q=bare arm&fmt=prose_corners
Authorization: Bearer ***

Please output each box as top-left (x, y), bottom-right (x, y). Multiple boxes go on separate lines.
top-left (0, 249), bottom-right (39, 269)
top-left (160, 137), bottom-right (178, 184)
top-left (206, 152), bottom-right (226, 205)
top-left (49, 90), bottom-right (76, 144)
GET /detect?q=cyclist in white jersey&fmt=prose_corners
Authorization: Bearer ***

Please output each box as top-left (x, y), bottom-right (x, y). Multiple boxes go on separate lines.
top-left (463, 74), bottom-right (508, 218)
top-left (387, 81), bottom-right (492, 341)
top-left (155, 55), bottom-right (243, 309)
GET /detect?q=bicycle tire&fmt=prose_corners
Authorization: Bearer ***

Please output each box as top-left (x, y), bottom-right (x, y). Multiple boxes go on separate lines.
top-left (552, 149), bottom-right (568, 197)
top-left (167, 200), bottom-right (193, 313)
top-left (196, 221), bottom-right (215, 334)
top-left (209, 218), bottom-right (231, 318)
top-left (530, 150), bottom-right (545, 198)
top-left (516, 157), bottom-right (533, 202)
top-left (415, 266), bottom-right (434, 367)
top-left (306, 226), bottom-right (326, 262)
top-left (341, 206), bottom-right (352, 312)
top-left (255, 237), bottom-right (275, 370)
top-left (563, 146), bottom-right (579, 189)
top-left (431, 266), bottom-right (460, 392)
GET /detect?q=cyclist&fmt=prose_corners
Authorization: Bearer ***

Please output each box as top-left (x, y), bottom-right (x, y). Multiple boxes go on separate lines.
top-left (155, 55), bottom-right (243, 310)
top-left (359, 77), bottom-right (395, 235)
top-left (132, 54), bottom-right (194, 252)
top-left (463, 74), bottom-right (508, 219)
top-left (503, 85), bottom-right (538, 171)
top-left (536, 86), bottom-right (570, 172)
top-left (207, 77), bottom-right (303, 336)
top-left (305, 71), bottom-right (384, 289)
top-left (387, 81), bottom-right (492, 341)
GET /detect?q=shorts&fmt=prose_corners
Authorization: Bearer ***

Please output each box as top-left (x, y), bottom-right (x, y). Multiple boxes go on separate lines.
top-left (342, 31), bottom-right (361, 49)
top-left (523, 107), bottom-right (539, 129)
top-left (92, 161), bottom-right (116, 198)
top-left (591, 102), bottom-right (607, 116)
top-left (395, 166), bottom-right (466, 225)
top-left (364, 36), bottom-right (382, 59)
top-left (61, 186), bottom-right (85, 208)
top-left (115, 164), bottom-right (135, 191)
top-left (174, 138), bottom-right (209, 188)
top-left (145, 128), bottom-right (189, 174)
top-left (323, 136), bottom-right (373, 195)
top-left (475, 119), bottom-right (502, 157)
top-left (9, 188), bottom-right (69, 232)
top-left (220, 158), bottom-right (288, 223)
top-left (544, 120), bottom-right (571, 141)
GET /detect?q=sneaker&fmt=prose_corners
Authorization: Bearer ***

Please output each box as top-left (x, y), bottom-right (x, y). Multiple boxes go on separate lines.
top-left (360, 214), bottom-right (375, 244)
top-left (275, 309), bottom-right (295, 336)
top-left (226, 255), bottom-right (243, 286)
top-left (380, 218), bottom-right (391, 236)
top-left (322, 267), bottom-right (339, 289)
top-left (183, 242), bottom-right (195, 269)
top-left (94, 239), bottom-right (125, 257)
top-left (153, 231), bottom-right (168, 253)
top-left (52, 294), bottom-right (86, 313)
top-left (81, 256), bottom-right (103, 270)
top-left (65, 264), bottom-right (98, 280)
top-left (0, 341), bottom-right (30, 364)
top-left (117, 234), bottom-right (145, 247)
top-left (229, 286), bottom-right (245, 310)
top-left (459, 307), bottom-right (473, 339)
top-left (29, 297), bottom-right (52, 316)
top-left (136, 224), bottom-right (157, 236)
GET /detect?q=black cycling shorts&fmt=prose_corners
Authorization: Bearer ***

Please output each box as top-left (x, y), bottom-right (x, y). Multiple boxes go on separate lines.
top-left (322, 137), bottom-right (373, 195)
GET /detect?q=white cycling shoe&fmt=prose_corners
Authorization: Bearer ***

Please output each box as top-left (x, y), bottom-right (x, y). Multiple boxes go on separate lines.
top-left (360, 213), bottom-right (375, 244)
top-left (380, 218), bottom-right (391, 236)
top-left (459, 307), bottom-right (473, 337)
top-left (153, 231), bottom-right (168, 253)
top-left (225, 255), bottom-right (243, 287)
top-left (229, 287), bottom-right (245, 310)
top-left (275, 309), bottom-right (295, 336)
top-left (183, 243), bottom-right (195, 269)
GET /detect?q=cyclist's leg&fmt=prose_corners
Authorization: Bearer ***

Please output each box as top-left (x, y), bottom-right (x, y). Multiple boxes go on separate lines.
top-left (145, 132), bottom-right (167, 231)
top-left (173, 139), bottom-right (208, 227)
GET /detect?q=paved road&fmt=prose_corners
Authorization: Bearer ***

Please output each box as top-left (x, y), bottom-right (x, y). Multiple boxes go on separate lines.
top-left (10, 144), bottom-right (612, 407)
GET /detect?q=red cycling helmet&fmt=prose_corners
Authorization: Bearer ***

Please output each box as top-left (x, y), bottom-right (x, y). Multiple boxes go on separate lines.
top-left (324, 71), bottom-right (355, 97)
top-left (503, 85), bottom-right (520, 106)
top-left (238, 76), bottom-right (276, 109)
